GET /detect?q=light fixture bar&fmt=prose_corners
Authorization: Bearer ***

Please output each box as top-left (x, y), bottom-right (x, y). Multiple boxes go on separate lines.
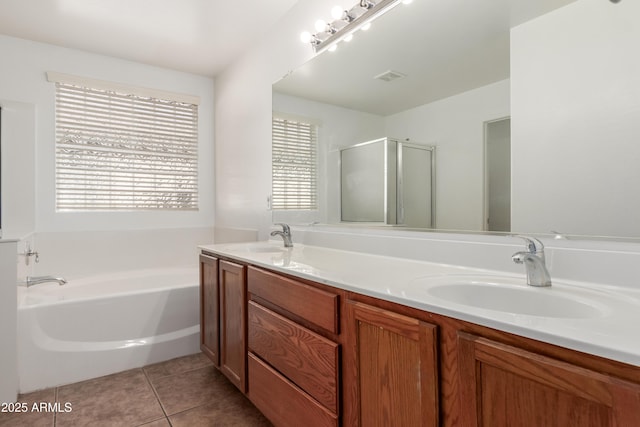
top-left (309, 0), bottom-right (403, 53)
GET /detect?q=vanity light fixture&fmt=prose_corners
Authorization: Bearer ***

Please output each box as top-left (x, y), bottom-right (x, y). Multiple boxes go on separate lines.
top-left (359, 0), bottom-right (375, 9)
top-left (300, 0), bottom-right (407, 53)
top-left (331, 6), bottom-right (355, 22)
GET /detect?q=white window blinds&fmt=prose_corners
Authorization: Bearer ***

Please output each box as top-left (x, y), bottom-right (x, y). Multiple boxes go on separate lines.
top-left (272, 116), bottom-right (318, 210)
top-left (53, 80), bottom-right (198, 211)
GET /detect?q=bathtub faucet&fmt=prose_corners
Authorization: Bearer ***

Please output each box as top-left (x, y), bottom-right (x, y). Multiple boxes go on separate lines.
top-left (22, 276), bottom-right (68, 287)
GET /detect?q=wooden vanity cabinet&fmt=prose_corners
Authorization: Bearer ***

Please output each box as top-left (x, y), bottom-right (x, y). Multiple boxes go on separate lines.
top-left (246, 266), bottom-right (341, 427)
top-left (344, 300), bottom-right (439, 427)
top-left (457, 332), bottom-right (640, 427)
top-left (199, 253), bottom-right (247, 392)
top-left (200, 253), bottom-right (640, 427)
top-left (199, 253), bottom-right (219, 365)
top-left (345, 292), bottom-right (640, 427)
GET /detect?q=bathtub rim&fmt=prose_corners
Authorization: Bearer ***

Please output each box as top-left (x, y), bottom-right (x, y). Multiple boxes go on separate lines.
top-left (17, 266), bottom-right (199, 309)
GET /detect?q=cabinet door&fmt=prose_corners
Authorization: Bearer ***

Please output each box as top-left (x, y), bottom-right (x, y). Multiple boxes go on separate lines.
top-left (219, 259), bottom-right (247, 392)
top-left (457, 332), bottom-right (640, 427)
top-left (346, 301), bottom-right (439, 427)
top-left (199, 254), bottom-right (219, 366)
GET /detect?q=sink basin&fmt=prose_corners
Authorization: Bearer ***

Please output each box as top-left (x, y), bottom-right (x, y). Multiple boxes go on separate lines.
top-left (407, 276), bottom-right (606, 319)
top-left (218, 243), bottom-right (287, 254)
top-left (245, 245), bottom-right (286, 253)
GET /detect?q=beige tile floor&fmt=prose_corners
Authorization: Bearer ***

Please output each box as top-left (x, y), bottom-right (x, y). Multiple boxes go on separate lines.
top-left (0, 353), bottom-right (272, 427)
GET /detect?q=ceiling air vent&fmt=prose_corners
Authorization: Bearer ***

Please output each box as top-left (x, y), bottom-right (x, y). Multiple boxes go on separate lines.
top-left (374, 70), bottom-right (407, 82)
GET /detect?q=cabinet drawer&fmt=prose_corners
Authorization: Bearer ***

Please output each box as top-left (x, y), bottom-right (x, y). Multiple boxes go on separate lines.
top-left (248, 266), bottom-right (339, 334)
top-left (248, 301), bottom-right (339, 413)
top-left (248, 353), bottom-right (338, 427)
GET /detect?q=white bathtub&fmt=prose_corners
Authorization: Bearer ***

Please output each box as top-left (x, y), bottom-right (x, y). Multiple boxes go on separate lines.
top-left (17, 267), bottom-right (200, 392)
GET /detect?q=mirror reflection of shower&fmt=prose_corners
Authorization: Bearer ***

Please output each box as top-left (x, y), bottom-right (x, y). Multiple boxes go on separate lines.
top-left (340, 138), bottom-right (435, 228)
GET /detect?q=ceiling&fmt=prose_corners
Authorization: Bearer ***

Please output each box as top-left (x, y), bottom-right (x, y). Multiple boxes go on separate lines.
top-left (0, 0), bottom-right (300, 77)
top-left (273, 0), bottom-right (577, 116)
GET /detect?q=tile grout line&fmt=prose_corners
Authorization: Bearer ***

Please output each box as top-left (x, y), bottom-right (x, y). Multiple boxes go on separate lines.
top-left (146, 360), bottom-right (214, 384)
top-left (14, 355), bottom-right (212, 427)
top-left (144, 362), bottom-right (217, 425)
top-left (141, 367), bottom-right (172, 426)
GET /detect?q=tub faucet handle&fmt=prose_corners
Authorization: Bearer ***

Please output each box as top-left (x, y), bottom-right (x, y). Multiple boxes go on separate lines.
top-left (24, 244), bottom-right (40, 265)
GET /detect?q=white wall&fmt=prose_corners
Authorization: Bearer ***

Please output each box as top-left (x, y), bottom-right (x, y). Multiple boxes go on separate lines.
top-left (0, 37), bottom-right (216, 391)
top-left (272, 92), bottom-right (385, 225)
top-left (32, 228), bottom-right (212, 279)
top-left (511, 0), bottom-right (640, 237)
top-left (0, 101), bottom-right (36, 239)
top-left (213, 0), bottom-right (337, 241)
top-left (0, 34), bottom-right (215, 233)
top-left (385, 80), bottom-right (510, 231)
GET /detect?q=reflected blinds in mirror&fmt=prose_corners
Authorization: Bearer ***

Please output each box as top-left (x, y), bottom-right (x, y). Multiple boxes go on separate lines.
top-left (272, 116), bottom-right (318, 210)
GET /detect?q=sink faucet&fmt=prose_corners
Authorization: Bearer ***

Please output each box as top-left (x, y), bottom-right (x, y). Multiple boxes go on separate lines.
top-left (511, 236), bottom-right (552, 287)
top-left (22, 275), bottom-right (67, 287)
top-left (270, 223), bottom-right (293, 248)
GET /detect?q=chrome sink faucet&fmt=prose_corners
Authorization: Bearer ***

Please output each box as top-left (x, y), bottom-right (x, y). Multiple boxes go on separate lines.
top-left (271, 223), bottom-right (293, 248)
top-left (511, 236), bottom-right (552, 287)
top-left (22, 275), bottom-right (67, 287)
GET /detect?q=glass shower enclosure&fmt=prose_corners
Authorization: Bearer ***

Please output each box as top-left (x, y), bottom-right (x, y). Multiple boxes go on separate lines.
top-left (340, 137), bottom-right (435, 228)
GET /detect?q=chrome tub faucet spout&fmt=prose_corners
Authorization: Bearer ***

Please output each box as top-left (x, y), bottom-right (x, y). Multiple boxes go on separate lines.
top-left (271, 223), bottom-right (293, 248)
top-left (22, 276), bottom-right (68, 287)
top-left (511, 236), bottom-right (552, 287)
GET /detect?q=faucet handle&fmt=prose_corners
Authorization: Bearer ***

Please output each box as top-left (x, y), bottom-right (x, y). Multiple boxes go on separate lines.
top-left (514, 235), bottom-right (544, 254)
top-left (24, 244), bottom-right (40, 265)
top-left (274, 223), bottom-right (290, 234)
top-left (271, 223), bottom-right (293, 248)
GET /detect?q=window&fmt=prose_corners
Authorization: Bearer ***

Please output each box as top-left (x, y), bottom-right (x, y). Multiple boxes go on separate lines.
top-left (50, 73), bottom-right (198, 211)
top-left (272, 115), bottom-right (318, 210)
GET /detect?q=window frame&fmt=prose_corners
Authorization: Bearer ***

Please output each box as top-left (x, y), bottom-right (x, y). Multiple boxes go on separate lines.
top-left (49, 72), bottom-right (199, 212)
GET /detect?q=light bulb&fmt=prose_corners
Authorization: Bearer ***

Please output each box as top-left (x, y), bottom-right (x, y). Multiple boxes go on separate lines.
top-left (360, 22), bottom-right (371, 31)
top-left (402, 0), bottom-right (413, 4)
top-left (315, 19), bottom-right (327, 33)
top-left (300, 31), bottom-right (312, 43)
top-left (328, 44), bottom-right (338, 52)
top-left (343, 33), bottom-right (353, 42)
top-left (331, 6), bottom-right (344, 20)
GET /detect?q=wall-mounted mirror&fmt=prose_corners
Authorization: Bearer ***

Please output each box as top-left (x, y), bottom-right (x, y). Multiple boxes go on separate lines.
top-left (272, 0), bottom-right (640, 240)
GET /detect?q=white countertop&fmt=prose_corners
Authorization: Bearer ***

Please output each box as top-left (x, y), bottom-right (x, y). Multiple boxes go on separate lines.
top-left (200, 241), bottom-right (640, 367)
